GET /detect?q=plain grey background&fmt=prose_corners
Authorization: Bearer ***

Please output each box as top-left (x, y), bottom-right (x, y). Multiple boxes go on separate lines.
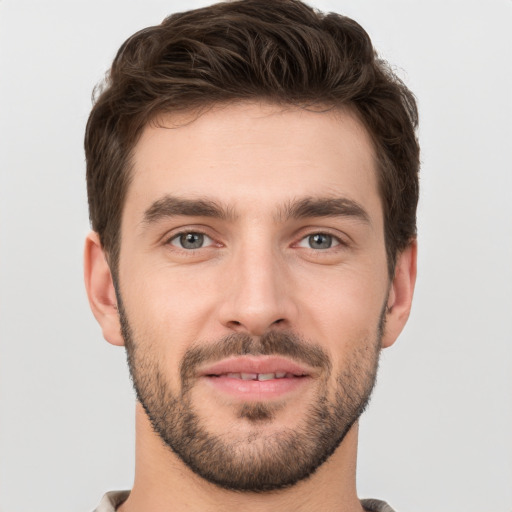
top-left (1, 1), bottom-right (511, 511)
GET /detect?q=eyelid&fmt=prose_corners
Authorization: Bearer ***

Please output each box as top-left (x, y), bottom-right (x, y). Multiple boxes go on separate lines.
top-left (293, 228), bottom-right (349, 248)
top-left (296, 233), bottom-right (340, 248)
top-left (168, 232), bottom-right (215, 249)
top-left (162, 226), bottom-right (220, 248)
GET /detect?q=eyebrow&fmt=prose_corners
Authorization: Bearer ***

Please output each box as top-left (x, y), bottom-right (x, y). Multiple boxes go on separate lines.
top-left (142, 195), bottom-right (236, 224)
top-left (142, 194), bottom-right (370, 226)
top-left (278, 196), bottom-right (370, 224)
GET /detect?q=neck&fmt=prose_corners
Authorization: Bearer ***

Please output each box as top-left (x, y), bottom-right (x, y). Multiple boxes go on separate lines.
top-left (119, 403), bottom-right (364, 512)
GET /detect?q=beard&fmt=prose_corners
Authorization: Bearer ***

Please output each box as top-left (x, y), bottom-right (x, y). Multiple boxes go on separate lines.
top-left (119, 298), bottom-right (384, 493)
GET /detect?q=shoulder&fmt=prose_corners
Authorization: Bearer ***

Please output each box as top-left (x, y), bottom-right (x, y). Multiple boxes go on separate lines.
top-left (360, 498), bottom-right (397, 512)
top-left (91, 490), bottom-right (130, 512)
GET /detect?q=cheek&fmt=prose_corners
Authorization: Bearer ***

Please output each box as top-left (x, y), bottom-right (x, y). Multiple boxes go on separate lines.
top-left (119, 259), bottom-right (224, 368)
top-left (295, 264), bottom-right (387, 362)
top-left (120, 269), bottom-right (212, 385)
top-left (122, 253), bottom-right (213, 317)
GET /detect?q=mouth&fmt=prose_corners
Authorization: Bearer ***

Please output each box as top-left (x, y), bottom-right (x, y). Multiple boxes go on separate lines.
top-left (211, 371), bottom-right (304, 381)
top-left (198, 356), bottom-right (313, 400)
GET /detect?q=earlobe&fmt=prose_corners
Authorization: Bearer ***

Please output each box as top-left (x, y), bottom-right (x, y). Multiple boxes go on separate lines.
top-left (381, 240), bottom-right (417, 349)
top-left (84, 232), bottom-right (125, 347)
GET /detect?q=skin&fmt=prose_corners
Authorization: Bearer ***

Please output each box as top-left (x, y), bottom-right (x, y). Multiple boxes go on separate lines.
top-left (84, 102), bottom-right (416, 512)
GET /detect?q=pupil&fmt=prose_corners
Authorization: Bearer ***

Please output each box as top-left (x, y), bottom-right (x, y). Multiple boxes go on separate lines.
top-left (310, 234), bottom-right (331, 249)
top-left (181, 233), bottom-right (203, 249)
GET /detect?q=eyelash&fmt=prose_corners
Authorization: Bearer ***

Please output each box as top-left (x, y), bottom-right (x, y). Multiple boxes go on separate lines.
top-left (165, 230), bottom-right (218, 251)
top-left (296, 232), bottom-right (345, 250)
top-left (164, 229), bottom-right (348, 252)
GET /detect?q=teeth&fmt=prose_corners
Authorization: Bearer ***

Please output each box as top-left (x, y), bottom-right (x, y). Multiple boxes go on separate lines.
top-left (223, 372), bottom-right (291, 380)
top-left (241, 373), bottom-right (258, 380)
top-left (257, 373), bottom-right (275, 381)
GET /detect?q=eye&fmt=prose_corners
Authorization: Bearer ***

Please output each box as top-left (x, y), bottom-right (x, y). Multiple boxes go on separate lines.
top-left (169, 232), bottom-right (214, 250)
top-left (298, 233), bottom-right (340, 250)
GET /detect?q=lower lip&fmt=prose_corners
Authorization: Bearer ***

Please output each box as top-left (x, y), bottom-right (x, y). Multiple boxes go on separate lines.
top-left (202, 375), bottom-right (310, 400)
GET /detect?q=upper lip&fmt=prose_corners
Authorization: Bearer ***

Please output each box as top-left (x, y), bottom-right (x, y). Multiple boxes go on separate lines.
top-left (199, 356), bottom-right (313, 377)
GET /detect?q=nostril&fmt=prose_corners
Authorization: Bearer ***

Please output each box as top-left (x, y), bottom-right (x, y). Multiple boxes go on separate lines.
top-left (224, 317), bottom-right (288, 334)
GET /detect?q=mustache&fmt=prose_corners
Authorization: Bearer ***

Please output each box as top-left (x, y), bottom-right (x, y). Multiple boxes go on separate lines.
top-left (180, 331), bottom-right (332, 383)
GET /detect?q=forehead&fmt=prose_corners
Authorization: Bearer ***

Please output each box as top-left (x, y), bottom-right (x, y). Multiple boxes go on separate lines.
top-left (126, 102), bottom-right (380, 221)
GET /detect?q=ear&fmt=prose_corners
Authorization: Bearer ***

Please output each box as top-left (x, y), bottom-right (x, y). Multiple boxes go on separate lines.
top-left (381, 240), bottom-right (417, 349)
top-left (83, 232), bottom-right (124, 346)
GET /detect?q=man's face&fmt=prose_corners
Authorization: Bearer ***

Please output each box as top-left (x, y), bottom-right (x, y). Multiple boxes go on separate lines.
top-left (116, 102), bottom-right (391, 491)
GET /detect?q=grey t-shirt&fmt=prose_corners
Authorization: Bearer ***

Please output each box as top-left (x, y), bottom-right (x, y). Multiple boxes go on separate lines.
top-left (93, 490), bottom-right (396, 512)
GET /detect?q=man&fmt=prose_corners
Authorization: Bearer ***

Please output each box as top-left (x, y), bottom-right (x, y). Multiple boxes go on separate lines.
top-left (84, 0), bottom-right (419, 510)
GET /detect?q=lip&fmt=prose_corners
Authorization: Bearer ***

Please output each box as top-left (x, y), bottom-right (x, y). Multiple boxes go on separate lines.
top-left (200, 355), bottom-right (312, 378)
top-left (199, 356), bottom-right (314, 401)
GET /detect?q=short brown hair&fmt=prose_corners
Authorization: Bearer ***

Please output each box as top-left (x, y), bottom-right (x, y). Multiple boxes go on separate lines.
top-left (85, 0), bottom-right (419, 278)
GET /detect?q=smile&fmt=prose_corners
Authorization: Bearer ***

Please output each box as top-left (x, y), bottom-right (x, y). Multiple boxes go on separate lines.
top-left (199, 356), bottom-right (312, 400)
top-left (199, 355), bottom-right (313, 377)
top-left (212, 372), bottom-right (303, 381)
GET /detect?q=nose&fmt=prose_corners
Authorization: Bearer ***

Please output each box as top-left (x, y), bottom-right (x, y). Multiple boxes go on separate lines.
top-left (218, 243), bottom-right (297, 336)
